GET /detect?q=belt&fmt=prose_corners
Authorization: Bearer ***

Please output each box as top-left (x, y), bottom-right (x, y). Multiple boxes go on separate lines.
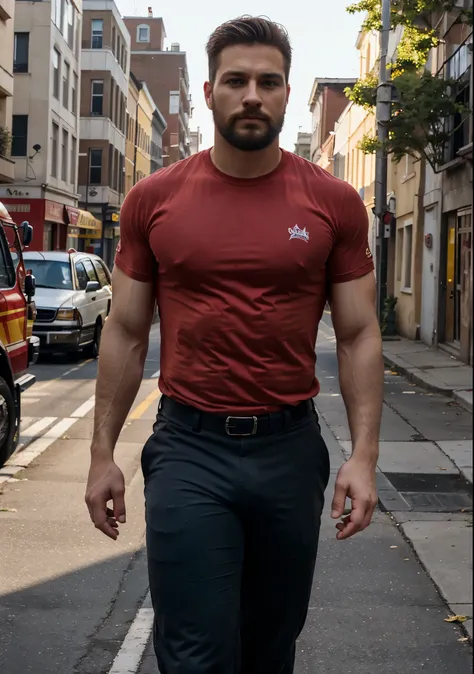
top-left (159, 395), bottom-right (315, 437)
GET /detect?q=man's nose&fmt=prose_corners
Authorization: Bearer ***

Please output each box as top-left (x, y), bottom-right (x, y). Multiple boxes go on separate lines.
top-left (242, 82), bottom-right (262, 108)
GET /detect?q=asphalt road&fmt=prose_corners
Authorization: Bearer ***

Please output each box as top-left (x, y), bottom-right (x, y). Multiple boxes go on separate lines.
top-left (0, 318), bottom-right (472, 674)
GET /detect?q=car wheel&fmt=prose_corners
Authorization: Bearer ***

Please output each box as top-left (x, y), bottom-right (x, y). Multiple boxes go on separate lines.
top-left (90, 320), bottom-right (102, 359)
top-left (0, 377), bottom-right (17, 468)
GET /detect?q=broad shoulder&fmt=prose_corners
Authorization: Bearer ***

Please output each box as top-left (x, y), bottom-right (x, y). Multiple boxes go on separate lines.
top-left (283, 150), bottom-right (349, 198)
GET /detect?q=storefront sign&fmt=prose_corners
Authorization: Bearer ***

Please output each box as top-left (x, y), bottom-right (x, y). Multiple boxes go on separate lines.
top-left (5, 203), bottom-right (31, 213)
top-left (44, 200), bottom-right (65, 224)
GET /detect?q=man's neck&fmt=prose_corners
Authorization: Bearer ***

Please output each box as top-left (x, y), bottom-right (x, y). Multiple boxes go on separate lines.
top-left (211, 136), bottom-right (282, 179)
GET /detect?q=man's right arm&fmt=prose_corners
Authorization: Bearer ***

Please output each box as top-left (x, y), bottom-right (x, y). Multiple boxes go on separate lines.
top-left (85, 267), bottom-right (155, 539)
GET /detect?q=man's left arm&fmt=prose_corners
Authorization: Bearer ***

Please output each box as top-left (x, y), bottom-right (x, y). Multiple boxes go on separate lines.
top-left (326, 183), bottom-right (384, 541)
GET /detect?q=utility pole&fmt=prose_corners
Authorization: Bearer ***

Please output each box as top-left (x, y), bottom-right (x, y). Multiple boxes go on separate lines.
top-left (374, 0), bottom-right (392, 321)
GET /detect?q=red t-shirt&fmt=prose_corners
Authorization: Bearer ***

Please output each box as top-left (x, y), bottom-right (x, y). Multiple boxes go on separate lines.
top-left (115, 149), bottom-right (374, 414)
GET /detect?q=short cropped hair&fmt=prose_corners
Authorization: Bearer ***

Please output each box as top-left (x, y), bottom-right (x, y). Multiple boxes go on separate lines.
top-left (206, 16), bottom-right (292, 83)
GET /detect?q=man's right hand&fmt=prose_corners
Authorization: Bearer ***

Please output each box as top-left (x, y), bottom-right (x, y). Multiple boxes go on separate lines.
top-left (85, 459), bottom-right (126, 540)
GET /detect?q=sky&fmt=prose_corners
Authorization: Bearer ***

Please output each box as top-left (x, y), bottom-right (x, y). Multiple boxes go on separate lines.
top-left (117, 0), bottom-right (364, 151)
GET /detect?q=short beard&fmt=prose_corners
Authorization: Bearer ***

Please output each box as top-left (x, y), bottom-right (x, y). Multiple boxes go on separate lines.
top-left (213, 110), bottom-right (285, 152)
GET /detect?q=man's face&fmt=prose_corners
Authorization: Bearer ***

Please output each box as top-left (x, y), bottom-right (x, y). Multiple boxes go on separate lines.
top-left (204, 44), bottom-right (290, 152)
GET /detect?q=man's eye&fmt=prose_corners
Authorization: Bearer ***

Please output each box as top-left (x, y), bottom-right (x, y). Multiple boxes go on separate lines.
top-left (263, 81), bottom-right (279, 88)
top-left (227, 78), bottom-right (244, 86)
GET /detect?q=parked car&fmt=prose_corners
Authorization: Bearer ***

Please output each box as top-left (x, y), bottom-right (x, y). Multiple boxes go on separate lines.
top-left (0, 204), bottom-right (38, 467)
top-left (23, 250), bottom-right (112, 358)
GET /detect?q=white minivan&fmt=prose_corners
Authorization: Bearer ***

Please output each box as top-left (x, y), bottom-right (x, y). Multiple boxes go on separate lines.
top-left (23, 250), bottom-right (112, 357)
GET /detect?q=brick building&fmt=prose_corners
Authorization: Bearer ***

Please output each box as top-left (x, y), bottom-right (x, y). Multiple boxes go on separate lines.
top-left (308, 78), bottom-right (356, 165)
top-left (123, 10), bottom-right (191, 166)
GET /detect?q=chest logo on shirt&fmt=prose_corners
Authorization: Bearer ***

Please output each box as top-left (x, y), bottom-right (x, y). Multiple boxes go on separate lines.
top-left (288, 225), bottom-right (309, 243)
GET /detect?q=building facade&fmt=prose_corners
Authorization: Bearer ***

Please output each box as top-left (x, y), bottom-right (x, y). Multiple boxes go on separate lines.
top-left (151, 108), bottom-right (166, 172)
top-left (125, 71), bottom-right (139, 196)
top-left (124, 10), bottom-right (192, 166)
top-left (293, 131), bottom-right (311, 160)
top-left (79, 0), bottom-right (130, 267)
top-left (135, 81), bottom-right (153, 182)
top-left (0, 0), bottom-right (15, 184)
top-left (0, 0), bottom-right (95, 251)
top-left (308, 78), bottom-right (356, 165)
top-left (419, 12), bottom-right (473, 363)
top-left (189, 128), bottom-right (202, 155)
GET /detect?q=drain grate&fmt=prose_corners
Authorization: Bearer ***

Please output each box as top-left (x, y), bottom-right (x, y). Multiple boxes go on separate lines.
top-left (383, 472), bottom-right (473, 513)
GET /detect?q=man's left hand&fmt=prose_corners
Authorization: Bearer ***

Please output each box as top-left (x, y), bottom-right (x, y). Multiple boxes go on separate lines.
top-left (331, 456), bottom-right (378, 540)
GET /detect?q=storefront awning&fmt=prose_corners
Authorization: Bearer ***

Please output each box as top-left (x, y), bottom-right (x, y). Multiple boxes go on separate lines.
top-left (66, 207), bottom-right (101, 232)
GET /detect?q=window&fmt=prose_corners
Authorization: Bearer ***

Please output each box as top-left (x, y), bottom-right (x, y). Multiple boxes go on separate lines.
top-left (91, 80), bottom-right (104, 115)
top-left (112, 26), bottom-right (116, 56)
top-left (75, 262), bottom-right (88, 290)
top-left (137, 24), bottom-right (150, 42)
top-left (91, 19), bottom-right (103, 49)
top-left (92, 259), bottom-right (110, 286)
top-left (54, 0), bottom-right (61, 29)
top-left (62, 61), bottom-right (70, 108)
top-left (62, 0), bottom-right (69, 36)
top-left (71, 136), bottom-right (77, 186)
top-left (51, 122), bottom-right (59, 177)
top-left (67, 1), bottom-right (74, 48)
top-left (72, 72), bottom-right (78, 113)
top-left (169, 92), bottom-right (179, 114)
top-left (61, 129), bottom-right (68, 182)
top-left (89, 148), bottom-right (102, 184)
top-left (83, 258), bottom-right (99, 282)
top-left (0, 229), bottom-right (15, 289)
top-left (13, 33), bottom-right (29, 73)
top-left (52, 48), bottom-right (60, 99)
top-left (26, 260), bottom-right (73, 290)
top-left (11, 115), bottom-right (28, 157)
top-left (402, 222), bottom-right (413, 291)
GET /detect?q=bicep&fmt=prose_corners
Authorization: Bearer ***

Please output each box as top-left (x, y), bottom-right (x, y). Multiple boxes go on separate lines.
top-left (108, 266), bottom-right (155, 337)
top-left (329, 272), bottom-right (378, 342)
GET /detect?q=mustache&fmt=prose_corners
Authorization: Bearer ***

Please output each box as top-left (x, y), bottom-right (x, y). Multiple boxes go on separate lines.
top-left (233, 110), bottom-right (270, 122)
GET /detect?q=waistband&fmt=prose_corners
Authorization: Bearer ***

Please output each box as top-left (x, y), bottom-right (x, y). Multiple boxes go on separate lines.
top-left (159, 395), bottom-right (316, 437)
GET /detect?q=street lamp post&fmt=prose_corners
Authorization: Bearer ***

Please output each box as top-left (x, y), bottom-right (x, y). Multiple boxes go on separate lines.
top-left (374, 0), bottom-right (392, 322)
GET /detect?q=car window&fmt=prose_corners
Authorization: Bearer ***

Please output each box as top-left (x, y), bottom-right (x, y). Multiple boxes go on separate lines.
top-left (92, 260), bottom-right (109, 287)
top-left (82, 258), bottom-right (99, 283)
top-left (25, 259), bottom-right (73, 290)
top-left (75, 262), bottom-right (88, 291)
top-left (0, 229), bottom-right (15, 288)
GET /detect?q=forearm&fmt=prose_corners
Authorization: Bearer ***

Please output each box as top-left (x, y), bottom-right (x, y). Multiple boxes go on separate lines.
top-left (337, 327), bottom-right (383, 464)
top-left (91, 318), bottom-right (149, 460)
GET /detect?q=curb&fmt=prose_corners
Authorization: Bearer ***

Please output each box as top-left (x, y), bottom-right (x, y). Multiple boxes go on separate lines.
top-left (383, 354), bottom-right (473, 414)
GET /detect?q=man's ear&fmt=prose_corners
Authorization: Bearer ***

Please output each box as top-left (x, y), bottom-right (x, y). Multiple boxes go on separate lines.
top-left (204, 81), bottom-right (213, 111)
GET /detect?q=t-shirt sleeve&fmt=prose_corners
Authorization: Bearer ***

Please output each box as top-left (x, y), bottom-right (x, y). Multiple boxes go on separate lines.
top-left (114, 181), bottom-right (157, 283)
top-left (327, 183), bottom-right (375, 284)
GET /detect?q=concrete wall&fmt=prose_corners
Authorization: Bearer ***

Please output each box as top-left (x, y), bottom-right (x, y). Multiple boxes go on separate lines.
top-left (12, 0), bottom-right (80, 203)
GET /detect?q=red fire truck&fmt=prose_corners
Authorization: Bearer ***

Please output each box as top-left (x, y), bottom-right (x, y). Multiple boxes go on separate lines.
top-left (0, 202), bottom-right (39, 467)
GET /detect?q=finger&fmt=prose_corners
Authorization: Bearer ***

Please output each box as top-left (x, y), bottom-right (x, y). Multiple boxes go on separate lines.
top-left (331, 481), bottom-right (348, 519)
top-left (95, 520), bottom-right (120, 540)
top-left (112, 487), bottom-right (126, 524)
top-left (107, 517), bottom-right (119, 528)
top-left (361, 499), bottom-right (377, 530)
top-left (336, 506), bottom-right (365, 540)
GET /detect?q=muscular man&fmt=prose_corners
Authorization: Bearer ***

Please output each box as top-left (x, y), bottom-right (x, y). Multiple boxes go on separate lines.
top-left (86, 15), bottom-right (383, 674)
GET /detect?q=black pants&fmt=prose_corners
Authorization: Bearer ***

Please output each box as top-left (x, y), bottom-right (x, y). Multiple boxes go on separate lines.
top-left (141, 396), bottom-right (330, 674)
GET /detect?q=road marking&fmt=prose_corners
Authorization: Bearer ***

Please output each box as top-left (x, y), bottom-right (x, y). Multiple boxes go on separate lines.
top-left (71, 395), bottom-right (95, 417)
top-left (129, 388), bottom-right (161, 420)
top-left (151, 369), bottom-right (160, 378)
top-left (1, 389), bottom-right (100, 485)
top-left (108, 595), bottom-right (153, 674)
top-left (34, 358), bottom-right (93, 391)
top-left (19, 417), bottom-right (57, 442)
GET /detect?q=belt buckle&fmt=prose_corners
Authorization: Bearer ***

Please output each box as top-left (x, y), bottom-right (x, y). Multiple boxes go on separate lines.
top-left (225, 416), bottom-right (258, 436)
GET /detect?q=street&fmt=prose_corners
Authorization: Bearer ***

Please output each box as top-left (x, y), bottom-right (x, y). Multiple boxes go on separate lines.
top-left (0, 319), bottom-right (472, 673)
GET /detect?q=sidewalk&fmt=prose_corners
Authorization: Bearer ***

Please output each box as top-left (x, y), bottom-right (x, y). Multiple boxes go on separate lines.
top-left (383, 338), bottom-right (473, 413)
top-left (315, 321), bottom-right (473, 645)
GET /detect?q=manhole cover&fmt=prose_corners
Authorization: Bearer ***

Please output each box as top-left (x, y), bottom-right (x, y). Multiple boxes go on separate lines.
top-left (383, 473), bottom-right (472, 513)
